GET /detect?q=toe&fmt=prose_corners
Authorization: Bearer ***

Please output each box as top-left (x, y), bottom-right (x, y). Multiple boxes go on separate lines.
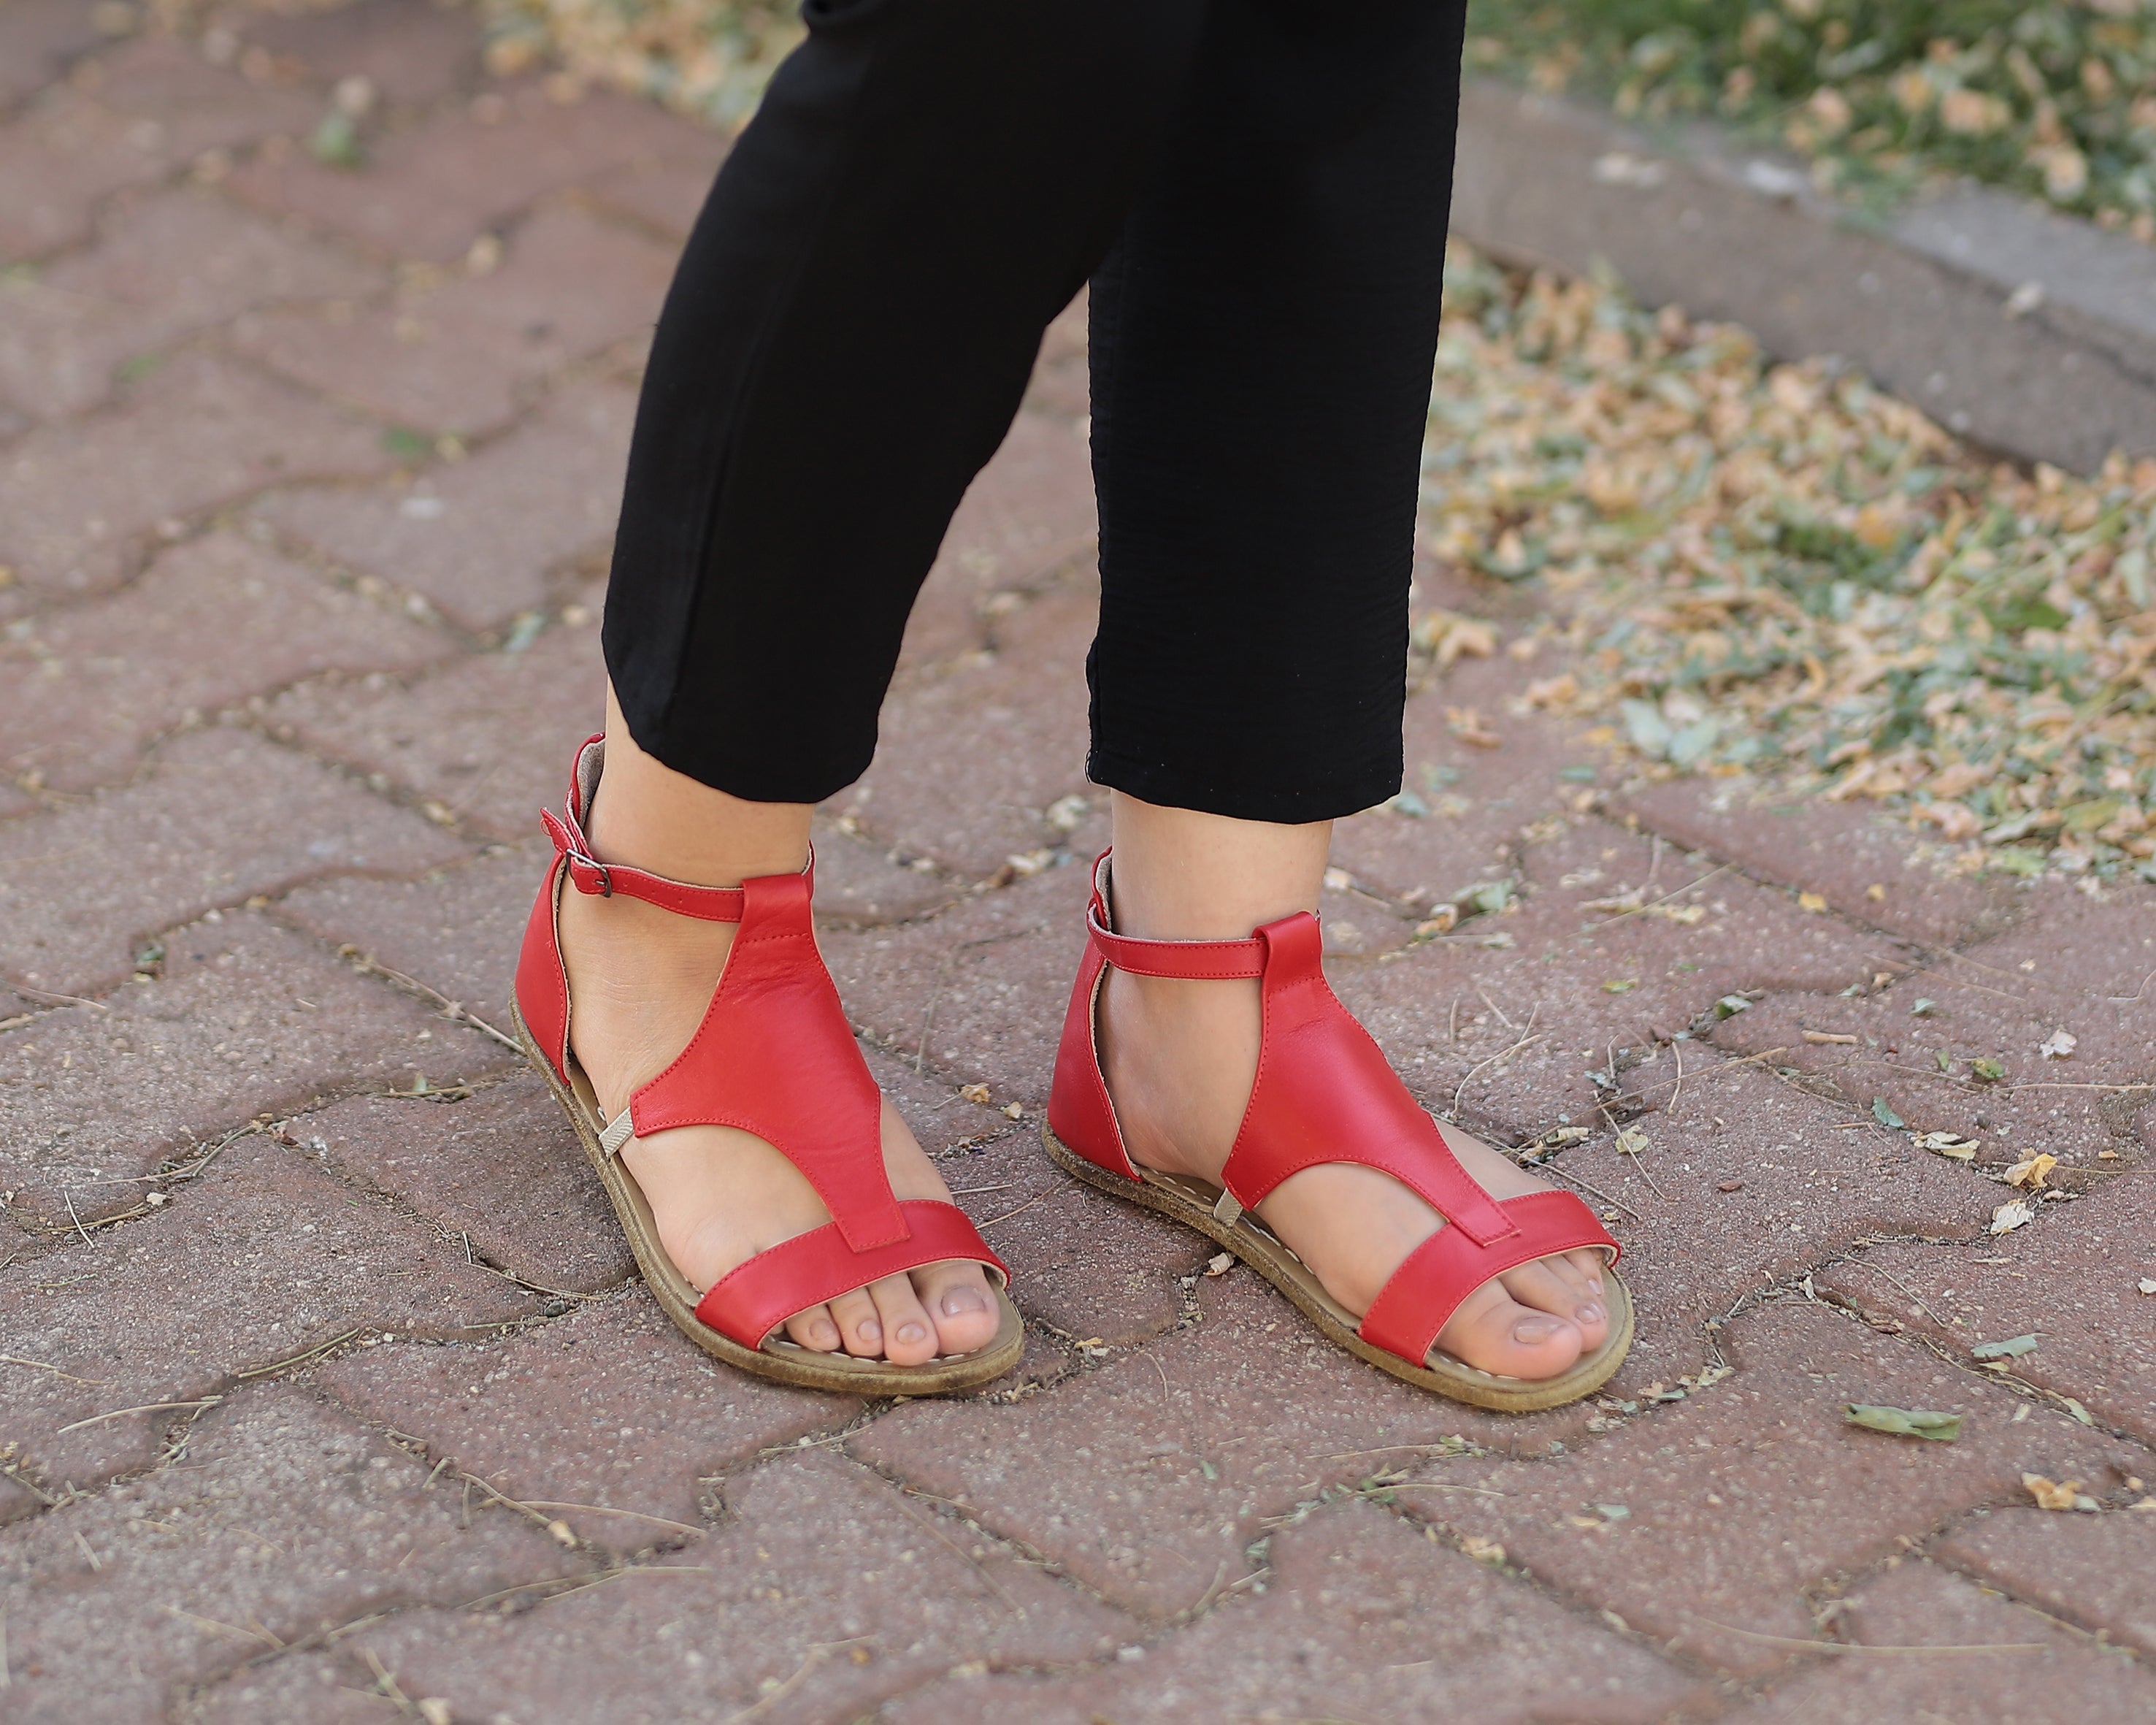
top-left (1500, 1255), bottom-right (1608, 1352)
top-left (828, 1286), bottom-right (885, 1358)
top-left (910, 1259), bottom-right (1000, 1358)
top-left (867, 1271), bottom-right (939, 1367)
top-left (1566, 1247), bottom-right (1606, 1296)
top-left (1435, 1278), bottom-right (1584, 1379)
top-left (784, 1303), bottom-right (843, 1353)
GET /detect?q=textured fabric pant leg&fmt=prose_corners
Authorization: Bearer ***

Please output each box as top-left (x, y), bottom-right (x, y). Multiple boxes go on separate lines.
top-left (1086, 0), bottom-right (1470, 823)
top-left (602, 0), bottom-right (1205, 803)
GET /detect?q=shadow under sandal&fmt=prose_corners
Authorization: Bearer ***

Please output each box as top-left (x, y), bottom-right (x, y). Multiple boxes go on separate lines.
top-left (1043, 853), bottom-right (1633, 1412)
top-left (509, 735), bottom-right (1026, 1394)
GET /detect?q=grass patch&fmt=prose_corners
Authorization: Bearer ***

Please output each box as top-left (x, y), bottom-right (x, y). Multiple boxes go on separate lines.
top-left (1463, 1), bottom-right (2156, 239)
top-left (1421, 243), bottom-right (2156, 882)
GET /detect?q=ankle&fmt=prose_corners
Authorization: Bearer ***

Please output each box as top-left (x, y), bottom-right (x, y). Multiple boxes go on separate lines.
top-left (594, 692), bottom-right (812, 886)
top-left (1105, 791), bottom-right (1329, 941)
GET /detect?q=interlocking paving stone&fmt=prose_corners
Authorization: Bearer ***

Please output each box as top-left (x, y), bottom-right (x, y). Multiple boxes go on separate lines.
top-left (1941, 1504), bottom-right (2156, 1658)
top-left (231, 0), bottom-right (486, 106)
top-left (276, 840), bottom-right (553, 1020)
top-left (586, 142), bottom-right (728, 240)
top-left (847, 567), bottom-right (1097, 880)
top-left (0, 1127), bottom-right (538, 1493)
top-left (0, 530), bottom-right (447, 794)
top-left (1616, 773), bottom-right (2022, 949)
top-left (882, 1499), bottom-right (1707, 1725)
top-left (0, 908), bottom-right (499, 1228)
top-left (821, 860), bottom-right (1094, 1103)
top-left (234, 204), bottom-right (674, 437)
top-left (0, 725), bottom-right (467, 995)
top-left (1714, 881), bottom-right (2156, 1162)
top-left (937, 1133), bottom-right (1208, 1347)
top-left (1816, 1167), bottom-right (2156, 1446)
top-left (226, 80), bottom-right (705, 264)
top-left (1521, 1058), bottom-right (1992, 1393)
top-left (0, 86), bottom-right (181, 264)
top-left (0, 187), bottom-right (380, 421)
top-left (0, 1384), bottom-right (583, 1725)
top-left (194, 1450), bottom-right (1131, 1725)
top-left (897, 409), bottom-right (1100, 672)
top-left (300, 1079), bottom-right (632, 1296)
top-left (253, 375), bottom-right (634, 629)
top-left (1330, 656), bottom-right (1606, 900)
top-left (0, 350), bottom-right (392, 605)
top-left (315, 1288), bottom-right (857, 1553)
top-left (74, 31), bottom-right (324, 160)
top-left (0, 0), bottom-right (110, 110)
top-left (264, 612), bottom-right (610, 823)
top-left (1330, 816), bottom-right (1905, 1134)
top-left (1714, 1557), bottom-right (2156, 1723)
top-left (852, 1271), bottom-right (1603, 1622)
top-left (1389, 1298), bottom-right (2139, 1678)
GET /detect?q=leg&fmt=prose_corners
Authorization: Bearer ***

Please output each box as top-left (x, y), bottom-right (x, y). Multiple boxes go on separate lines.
top-left (570, 0), bottom-right (1205, 1363)
top-left (1089, 0), bottom-right (1608, 1379)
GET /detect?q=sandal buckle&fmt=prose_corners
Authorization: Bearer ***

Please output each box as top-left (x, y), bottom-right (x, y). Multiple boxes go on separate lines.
top-left (1212, 1188), bottom-right (1243, 1226)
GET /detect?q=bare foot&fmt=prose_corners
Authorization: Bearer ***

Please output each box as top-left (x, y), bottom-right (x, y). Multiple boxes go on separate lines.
top-left (1097, 966), bottom-right (1608, 1379)
top-left (556, 884), bottom-right (1000, 1366)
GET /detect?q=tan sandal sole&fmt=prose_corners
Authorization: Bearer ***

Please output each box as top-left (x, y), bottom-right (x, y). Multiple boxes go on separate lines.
top-left (1044, 1122), bottom-right (1631, 1413)
top-left (510, 999), bottom-right (1027, 1396)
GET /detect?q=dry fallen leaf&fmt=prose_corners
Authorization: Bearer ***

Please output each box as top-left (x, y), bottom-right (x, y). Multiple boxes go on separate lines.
top-left (1461, 1534), bottom-right (1507, 1564)
top-left (1798, 892), bottom-right (1829, 914)
top-left (2022, 1473), bottom-right (2087, 1512)
top-left (959, 1083), bottom-right (991, 1106)
top-left (1970, 1334), bottom-right (2038, 1361)
top-left (1444, 705), bottom-right (1503, 748)
top-left (1845, 1404), bottom-right (1962, 1442)
top-left (1204, 1251), bottom-right (1235, 1277)
top-left (2138, 1278), bottom-right (2156, 1296)
top-left (2040, 1029), bottom-right (2079, 1060)
top-left (1990, 1199), bottom-right (2037, 1234)
top-left (2003, 1152), bottom-right (2059, 1190)
top-left (1614, 1126), bottom-right (1652, 1156)
top-left (1912, 1131), bottom-right (1979, 1161)
top-left (1413, 905), bottom-right (1459, 937)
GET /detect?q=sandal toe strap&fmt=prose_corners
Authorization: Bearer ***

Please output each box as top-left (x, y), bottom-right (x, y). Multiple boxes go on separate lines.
top-left (1357, 1190), bottom-right (1618, 1369)
top-left (694, 1200), bottom-right (1010, 1350)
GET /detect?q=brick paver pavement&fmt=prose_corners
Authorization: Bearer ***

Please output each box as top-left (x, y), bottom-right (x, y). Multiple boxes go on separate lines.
top-left (3, 7), bottom-right (2152, 1722)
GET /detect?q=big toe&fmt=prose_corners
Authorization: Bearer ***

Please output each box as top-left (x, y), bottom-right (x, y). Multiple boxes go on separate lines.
top-left (1435, 1279), bottom-right (1585, 1380)
top-left (911, 1260), bottom-right (1001, 1359)
top-left (1500, 1256), bottom-right (1610, 1355)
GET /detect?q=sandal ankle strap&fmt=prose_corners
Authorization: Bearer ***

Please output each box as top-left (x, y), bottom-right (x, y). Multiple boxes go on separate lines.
top-left (544, 733), bottom-right (753, 922)
top-left (1083, 852), bottom-right (1265, 979)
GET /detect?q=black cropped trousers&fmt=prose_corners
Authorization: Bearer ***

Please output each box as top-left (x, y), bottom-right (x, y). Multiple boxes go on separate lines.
top-left (603, 0), bottom-right (1468, 825)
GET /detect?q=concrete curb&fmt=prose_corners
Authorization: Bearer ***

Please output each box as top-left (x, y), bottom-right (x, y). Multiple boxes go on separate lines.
top-left (1451, 78), bottom-right (2156, 475)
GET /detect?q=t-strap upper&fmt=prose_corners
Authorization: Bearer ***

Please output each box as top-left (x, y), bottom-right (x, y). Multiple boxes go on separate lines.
top-left (1045, 848), bottom-right (1620, 1374)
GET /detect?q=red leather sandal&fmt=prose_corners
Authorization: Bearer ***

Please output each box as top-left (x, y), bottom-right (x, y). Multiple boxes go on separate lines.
top-left (509, 736), bottom-right (1025, 1393)
top-left (1044, 853), bottom-right (1632, 1412)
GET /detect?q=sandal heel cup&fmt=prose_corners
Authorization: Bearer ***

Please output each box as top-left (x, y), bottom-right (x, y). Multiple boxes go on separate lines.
top-left (513, 734), bottom-right (1024, 1394)
top-left (1043, 850), bottom-right (1633, 1413)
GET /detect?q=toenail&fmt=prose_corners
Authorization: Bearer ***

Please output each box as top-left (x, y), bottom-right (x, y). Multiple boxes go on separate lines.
top-left (857, 1318), bottom-right (880, 1342)
top-left (1513, 1315), bottom-right (1565, 1344)
top-left (941, 1287), bottom-right (986, 1317)
top-left (897, 1321), bottom-right (929, 1344)
top-left (1576, 1301), bottom-right (1604, 1324)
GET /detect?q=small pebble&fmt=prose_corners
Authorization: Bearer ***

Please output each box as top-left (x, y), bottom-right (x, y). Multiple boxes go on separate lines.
top-left (1716, 1179), bottom-right (1744, 1193)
